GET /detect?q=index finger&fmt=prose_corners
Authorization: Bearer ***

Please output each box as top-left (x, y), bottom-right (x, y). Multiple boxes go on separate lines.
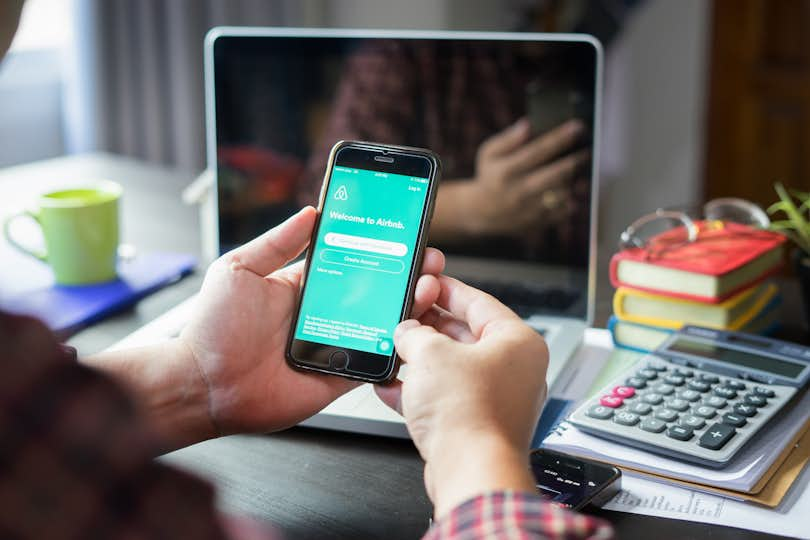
top-left (503, 119), bottom-right (584, 176)
top-left (479, 118), bottom-right (531, 159)
top-left (435, 275), bottom-right (521, 339)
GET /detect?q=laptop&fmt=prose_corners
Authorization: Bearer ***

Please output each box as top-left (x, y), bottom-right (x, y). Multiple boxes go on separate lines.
top-left (116, 28), bottom-right (602, 438)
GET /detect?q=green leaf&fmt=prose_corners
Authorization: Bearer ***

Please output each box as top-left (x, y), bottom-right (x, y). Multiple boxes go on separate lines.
top-left (767, 201), bottom-right (791, 215)
top-left (774, 183), bottom-right (810, 246)
top-left (769, 220), bottom-right (797, 230)
top-left (790, 188), bottom-right (810, 202)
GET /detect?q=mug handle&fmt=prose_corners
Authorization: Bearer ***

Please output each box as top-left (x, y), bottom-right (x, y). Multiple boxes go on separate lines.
top-left (3, 210), bottom-right (47, 261)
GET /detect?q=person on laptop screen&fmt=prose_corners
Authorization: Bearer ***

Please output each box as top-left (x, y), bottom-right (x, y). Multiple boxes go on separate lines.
top-left (304, 40), bottom-right (593, 266)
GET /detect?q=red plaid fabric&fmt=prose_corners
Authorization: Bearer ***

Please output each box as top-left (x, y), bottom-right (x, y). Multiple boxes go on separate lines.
top-left (0, 312), bottom-right (228, 540)
top-left (425, 492), bottom-right (614, 540)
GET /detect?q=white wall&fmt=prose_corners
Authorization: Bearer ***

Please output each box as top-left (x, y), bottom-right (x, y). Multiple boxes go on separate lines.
top-left (599, 0), bottom-right (710, 255)
top-left (322, 0), bottom-right (446, 29)
top-left (0, 50), bottom-right (65, 167)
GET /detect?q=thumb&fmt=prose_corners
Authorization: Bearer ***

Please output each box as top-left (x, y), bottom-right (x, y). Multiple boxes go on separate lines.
top-left (394, 319), bottom-right (448, 365)
top-left (224, 206), bottom-right (317, 276)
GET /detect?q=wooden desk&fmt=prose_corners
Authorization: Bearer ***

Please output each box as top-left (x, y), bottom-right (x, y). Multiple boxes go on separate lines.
top-left (1, 154), bottom-right (788, 539)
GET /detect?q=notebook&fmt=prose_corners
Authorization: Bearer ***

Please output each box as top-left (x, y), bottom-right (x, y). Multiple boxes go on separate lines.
top-left (612, 282), bottom-right (778, 330)
top-left (610, 221), bottom-right (785, 303)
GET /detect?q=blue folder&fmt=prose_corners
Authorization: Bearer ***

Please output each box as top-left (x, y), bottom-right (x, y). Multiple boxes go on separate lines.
top-left (0, 250), bottom-right (196, 337)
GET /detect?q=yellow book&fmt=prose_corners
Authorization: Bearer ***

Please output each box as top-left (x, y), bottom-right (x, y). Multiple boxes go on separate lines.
top-left (613, 282), bottom-right (778, 330)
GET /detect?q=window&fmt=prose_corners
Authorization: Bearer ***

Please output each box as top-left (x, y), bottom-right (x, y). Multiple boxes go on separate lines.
top-left (9, 0), bottom-right (74, 52)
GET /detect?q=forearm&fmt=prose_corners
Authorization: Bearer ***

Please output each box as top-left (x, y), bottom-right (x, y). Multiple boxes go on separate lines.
top-left (428, 433), bottom-right (537, 519)
top-left (82, 339), bottom-right (217, 453)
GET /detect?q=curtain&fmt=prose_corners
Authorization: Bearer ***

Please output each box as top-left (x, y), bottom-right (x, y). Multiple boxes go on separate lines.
top-left (66, 0), bottom-right (326, 175)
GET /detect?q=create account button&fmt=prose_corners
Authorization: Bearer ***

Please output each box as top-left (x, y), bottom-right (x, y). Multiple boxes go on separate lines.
top-left (321, 249), bottom-right (405, 274)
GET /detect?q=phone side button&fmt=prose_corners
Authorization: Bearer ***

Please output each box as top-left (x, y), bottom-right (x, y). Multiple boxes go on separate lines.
top-left (329, 350), bottom-right (349, 371)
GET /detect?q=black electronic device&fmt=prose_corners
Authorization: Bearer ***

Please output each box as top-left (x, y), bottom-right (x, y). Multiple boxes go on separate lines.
top-left (286, 141), bottom-right (441, 383)
top-left (530, 448), bottom-right (622, 510)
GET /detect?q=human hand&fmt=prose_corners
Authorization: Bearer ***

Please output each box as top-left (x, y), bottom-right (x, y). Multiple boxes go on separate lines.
top-left (431, 118), bottom-right (589, 241)
top-left (179, 206), bottom-right (445, 437)
top-left (375, 276), bottom-right (548, 517)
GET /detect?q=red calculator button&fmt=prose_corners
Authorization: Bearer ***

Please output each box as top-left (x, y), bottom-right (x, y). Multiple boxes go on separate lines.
top-left (600, 395), bottom-right (624, 408)
top-left (613, 386), bottom-right (636, 399)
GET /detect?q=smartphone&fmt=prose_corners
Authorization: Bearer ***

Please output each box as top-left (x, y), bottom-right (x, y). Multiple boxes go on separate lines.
top-left (286, 141), bottom-right (441, 383)
top-left (530, 449), bottom-right (621, 511)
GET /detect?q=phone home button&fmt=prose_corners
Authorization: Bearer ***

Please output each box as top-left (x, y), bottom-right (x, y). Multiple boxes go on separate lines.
top-left (329, 350), bottom-right (349, 371)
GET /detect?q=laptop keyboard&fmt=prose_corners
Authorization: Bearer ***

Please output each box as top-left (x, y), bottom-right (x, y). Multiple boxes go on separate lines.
top-left (467, 280), bottom-right (580, 318)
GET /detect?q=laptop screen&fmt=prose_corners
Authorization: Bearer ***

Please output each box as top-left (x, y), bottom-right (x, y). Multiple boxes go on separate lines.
top-left (211, 31), bottom-right (599, 320)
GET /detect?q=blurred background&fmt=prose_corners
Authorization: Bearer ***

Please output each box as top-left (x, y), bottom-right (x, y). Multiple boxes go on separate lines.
top-left (1, 0), bottom-right (806, 317)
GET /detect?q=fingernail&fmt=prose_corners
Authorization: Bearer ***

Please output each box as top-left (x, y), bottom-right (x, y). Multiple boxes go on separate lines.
top-left (566, 119), bottom-right (585, 135)
top-left (513, 117), bottom-right (530, 132)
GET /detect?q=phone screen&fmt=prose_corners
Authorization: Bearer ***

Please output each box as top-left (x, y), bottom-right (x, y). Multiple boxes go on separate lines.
top-left (293, 161), bottom-right (430, 357)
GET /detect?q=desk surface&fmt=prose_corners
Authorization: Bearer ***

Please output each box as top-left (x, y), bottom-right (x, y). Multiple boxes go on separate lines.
top-left (1, 153), bottom-right (792, 539)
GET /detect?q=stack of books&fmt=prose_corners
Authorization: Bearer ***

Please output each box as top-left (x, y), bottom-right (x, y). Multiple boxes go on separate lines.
top-left (608, 221), bottom-right (786, 353)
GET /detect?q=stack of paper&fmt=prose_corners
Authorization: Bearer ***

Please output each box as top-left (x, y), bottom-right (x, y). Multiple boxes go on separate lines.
top-left (605, 464), bottom-right (810, 539)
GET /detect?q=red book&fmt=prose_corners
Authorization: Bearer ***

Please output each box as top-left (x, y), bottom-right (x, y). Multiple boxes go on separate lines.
top-left (609, 221), bottom-right (786, 303)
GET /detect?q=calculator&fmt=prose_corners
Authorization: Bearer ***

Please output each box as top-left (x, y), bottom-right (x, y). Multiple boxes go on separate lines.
top-left (569, 326), bottom-right (810, 467)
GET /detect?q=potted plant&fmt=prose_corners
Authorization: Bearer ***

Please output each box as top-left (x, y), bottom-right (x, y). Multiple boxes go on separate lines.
top-left (767, 182), bottom-right (810, 327)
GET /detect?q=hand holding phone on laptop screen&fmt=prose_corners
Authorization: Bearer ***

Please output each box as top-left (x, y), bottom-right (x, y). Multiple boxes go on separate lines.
top-left (430, 117), bottom-right (590, 249)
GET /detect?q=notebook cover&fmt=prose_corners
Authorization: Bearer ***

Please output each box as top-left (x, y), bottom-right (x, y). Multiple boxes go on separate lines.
top-left (610, 221), bottom-right (785, 303)
top-left (0, 252), bottom-right (196, 337)
top-left (613, 282), bottom-right (778, 330)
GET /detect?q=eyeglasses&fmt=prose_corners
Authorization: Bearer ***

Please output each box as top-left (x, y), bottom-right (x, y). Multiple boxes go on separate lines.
top-left (619, 197), bottom-right (771, 252)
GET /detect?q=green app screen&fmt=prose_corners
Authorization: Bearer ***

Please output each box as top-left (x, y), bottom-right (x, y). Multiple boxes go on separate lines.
top-left (294, 166), bottom-right (430, 355)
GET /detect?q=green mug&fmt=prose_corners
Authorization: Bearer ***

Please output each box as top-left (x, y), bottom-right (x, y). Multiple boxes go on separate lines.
top-left (3, 181), bottom-right (122, 285)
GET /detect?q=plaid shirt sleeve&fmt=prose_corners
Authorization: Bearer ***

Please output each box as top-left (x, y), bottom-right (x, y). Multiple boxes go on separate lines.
top-left (423, 491), bottom-right (614, 540)
top-left (0, 311), bottom-right (231, 539)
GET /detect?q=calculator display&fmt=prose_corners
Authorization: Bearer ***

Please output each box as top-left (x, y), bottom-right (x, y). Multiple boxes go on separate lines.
top-left (667, 338), bottom-right (804, 378)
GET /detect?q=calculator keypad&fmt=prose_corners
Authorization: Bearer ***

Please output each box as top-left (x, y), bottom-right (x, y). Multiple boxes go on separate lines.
top-left (570, 356), bottom-right (796, 466)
